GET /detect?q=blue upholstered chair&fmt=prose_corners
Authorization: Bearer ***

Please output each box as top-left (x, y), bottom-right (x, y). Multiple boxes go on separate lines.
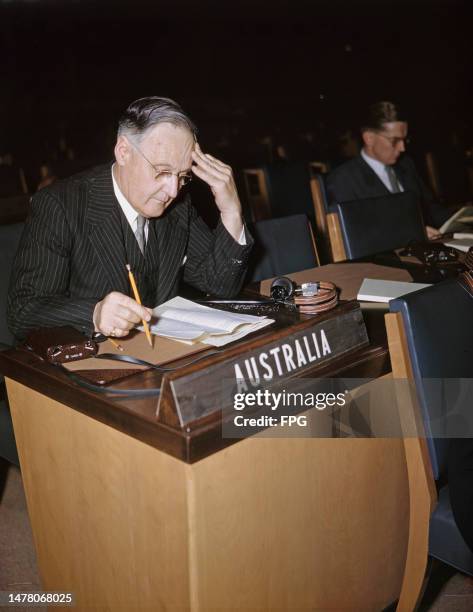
top-left (247, 214), bottom-right (319, 282)
top-left (388, 278), bottom-right (473, 575)
top-left (334, 191), bottom-right (426, 260)
top-left (0, 222), bottom-right (25, 468)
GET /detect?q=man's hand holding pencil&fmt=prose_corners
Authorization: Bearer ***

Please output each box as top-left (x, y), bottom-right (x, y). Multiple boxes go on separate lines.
top-left (92, 288), bottom-right (152, 340)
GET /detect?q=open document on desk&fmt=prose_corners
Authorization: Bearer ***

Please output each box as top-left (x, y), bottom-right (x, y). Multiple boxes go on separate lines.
top-left (144, 296), bottom-right (274, 347)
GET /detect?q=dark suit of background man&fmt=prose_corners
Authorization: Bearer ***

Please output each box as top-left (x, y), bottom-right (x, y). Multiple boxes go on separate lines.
top-left (8, 97), bottom-right (252, 340)
top-left (326, 101), bottom-right (450, 239)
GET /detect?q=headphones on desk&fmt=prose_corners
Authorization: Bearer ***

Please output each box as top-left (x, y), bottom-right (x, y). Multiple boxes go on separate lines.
top-left (200, 277), bottom-right (339, 314)
top-left (270, 277), bottom-right (339, 314)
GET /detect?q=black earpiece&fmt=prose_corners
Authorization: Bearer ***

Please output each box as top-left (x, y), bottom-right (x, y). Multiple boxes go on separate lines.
top-left (270, 277), bottom-right (296, 301)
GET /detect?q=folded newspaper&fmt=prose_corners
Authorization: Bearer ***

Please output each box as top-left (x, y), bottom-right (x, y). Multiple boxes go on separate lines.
top-left (143, 296), bottom-right (274, 347)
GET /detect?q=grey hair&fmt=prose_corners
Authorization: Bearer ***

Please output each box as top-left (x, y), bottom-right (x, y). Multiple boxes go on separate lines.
top-left (117, 96), bottom-right (197, 143)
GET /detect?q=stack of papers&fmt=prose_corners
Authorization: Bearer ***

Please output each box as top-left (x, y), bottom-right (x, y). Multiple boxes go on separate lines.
top-left (443, 232), bottom-right (473, 253)
top-left (357, 278), bottom-right (431, 303)
top-left (144, 296), bottom-right (274, 346)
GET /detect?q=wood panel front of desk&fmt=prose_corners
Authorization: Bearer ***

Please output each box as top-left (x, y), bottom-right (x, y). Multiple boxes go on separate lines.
top-left (7, 377), bottom-right (411, 612)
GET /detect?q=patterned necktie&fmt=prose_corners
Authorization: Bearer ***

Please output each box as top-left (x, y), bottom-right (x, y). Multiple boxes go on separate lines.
top-left (385, 165), bottom-right (401, 193)
top-left (134, 215), bottom-right (146, 255)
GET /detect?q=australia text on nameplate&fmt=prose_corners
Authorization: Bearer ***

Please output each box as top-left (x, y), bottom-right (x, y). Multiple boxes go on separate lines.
top-left (234, 327), bottom-right (332, 393)
top-left (159, 306), bottom-right (369, 427)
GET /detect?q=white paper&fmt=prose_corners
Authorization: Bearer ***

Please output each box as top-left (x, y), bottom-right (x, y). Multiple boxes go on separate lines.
top-left (443, 237), bottom-right (473, 253)
top-left (357, 278), bottom-right (431, 303)
top-left (142, 296), bottom-right (274, 346)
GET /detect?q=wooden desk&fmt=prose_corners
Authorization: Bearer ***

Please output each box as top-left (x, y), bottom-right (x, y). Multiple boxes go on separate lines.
top-left (1, 264), bottom-right (423, 611)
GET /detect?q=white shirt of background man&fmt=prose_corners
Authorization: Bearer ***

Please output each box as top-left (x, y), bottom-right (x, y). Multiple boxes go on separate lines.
top-left (361, 148), bottom-right (404, 193)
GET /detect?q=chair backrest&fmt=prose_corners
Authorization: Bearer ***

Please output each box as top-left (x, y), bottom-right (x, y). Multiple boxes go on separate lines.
top-left (0, 222), bottom-right (25, 346)
top-left (389, 279), bottom-right (473, 478)
top-left (243, 161), bottom-right (319, 226)
top-left (247, 214), bottom-right (319, 282)
top-left (242, 168), bottom-right (272, 222)
top-left (336, 191), bottom-right (426, 260)
top-left (313, 172), bottom-right (330, 209)
top-left (308, 161), bottom-right (330, 175)
top-left (309, 174), bottom-right (333, 264)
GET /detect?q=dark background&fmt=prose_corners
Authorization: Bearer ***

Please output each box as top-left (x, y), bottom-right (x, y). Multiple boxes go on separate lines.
top-left (1, 0), bottom-right (472, 189)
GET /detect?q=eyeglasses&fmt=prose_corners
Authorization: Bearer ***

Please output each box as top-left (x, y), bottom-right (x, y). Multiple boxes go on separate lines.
top-left (129, 139), bottom-right (192, 188)
top-left (376, 133), bottom-right (411, 147)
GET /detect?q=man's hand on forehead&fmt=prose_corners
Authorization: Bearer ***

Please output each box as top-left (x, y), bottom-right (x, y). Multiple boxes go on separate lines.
top-left (191, 142), bottom-right (243, 241)
top-left (191, 143), bottom-right (241, 213)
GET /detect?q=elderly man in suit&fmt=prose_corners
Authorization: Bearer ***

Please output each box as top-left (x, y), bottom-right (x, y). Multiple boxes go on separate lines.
top-left (8, 97), bottom-right (252, 340)
top-left (326, 101), bottom-right (450, 239)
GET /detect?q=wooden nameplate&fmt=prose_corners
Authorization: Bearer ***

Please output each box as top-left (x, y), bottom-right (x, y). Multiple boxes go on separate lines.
top-left (157, 301), bottom-right (369, 429)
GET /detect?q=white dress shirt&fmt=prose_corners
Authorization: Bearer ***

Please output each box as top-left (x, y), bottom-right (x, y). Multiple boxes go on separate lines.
top-left (361, 149), bottom-right (404, 193)
top-left (112, 165), bottom-right (150, 241)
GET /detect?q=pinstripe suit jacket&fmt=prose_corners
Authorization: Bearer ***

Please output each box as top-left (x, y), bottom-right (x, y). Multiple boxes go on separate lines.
top-left (7, 164), bottom-right (252, 339)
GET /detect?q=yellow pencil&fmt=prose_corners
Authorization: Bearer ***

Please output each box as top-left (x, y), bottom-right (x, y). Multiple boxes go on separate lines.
top-left (126, 264), bottom-right (153, 347)
top-left (108, 337), bottom-right (124, 352)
